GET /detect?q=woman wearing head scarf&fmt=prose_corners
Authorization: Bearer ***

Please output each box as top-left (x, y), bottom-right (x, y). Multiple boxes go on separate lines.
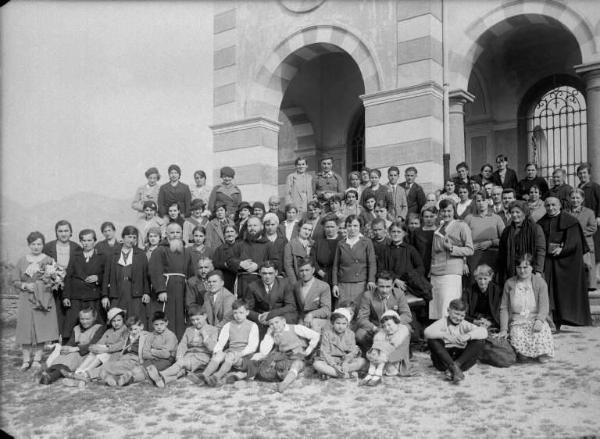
top-left (497, 201), bottom-right (546, 286)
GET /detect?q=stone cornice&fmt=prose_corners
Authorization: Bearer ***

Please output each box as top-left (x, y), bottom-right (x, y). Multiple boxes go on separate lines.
top-left (360, 81), bottom-right (444, 107)
top-left (210, 116), bottom-right (282, 135)
top-left (449, 89), bottom-right (475, 103)
top-left (574, 61), bottom-right (600, 76)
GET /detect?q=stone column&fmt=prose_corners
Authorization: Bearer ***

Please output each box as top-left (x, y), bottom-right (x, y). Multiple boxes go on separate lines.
top-left (448, 89), bottom-right (475, 173)
top-left (361, 82), bottom-right (444, 193)
top-left (576, 62), bottom-right (600, 182)
top-left (210, 117), bottom-right (281, 202)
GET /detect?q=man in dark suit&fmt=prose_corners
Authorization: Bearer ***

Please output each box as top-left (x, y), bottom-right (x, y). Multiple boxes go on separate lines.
top-left (246, 261), bottom-right (298, 336)
top-left (355, 271), bottom-right (412, 351)
top-left (400, 166), bottom-right (427, 214)
top-left (185, 257), bottom-right (214, 311)
top-left (293, 258), bottom-right (331, 331)
top-left (492, 154), bottom-right (519, 191)
top-left (202, 270), bottom-right (234, 330)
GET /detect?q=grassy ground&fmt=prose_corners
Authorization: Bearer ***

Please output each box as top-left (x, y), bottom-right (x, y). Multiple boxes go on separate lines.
top-left (2, 325), bottom-right (600, 439)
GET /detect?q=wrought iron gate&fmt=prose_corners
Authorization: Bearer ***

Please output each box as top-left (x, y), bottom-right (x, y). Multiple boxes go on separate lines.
top-left (525, 85), bottom-right (587, 188)
top-left (349, 106), bottom-right (365, 172)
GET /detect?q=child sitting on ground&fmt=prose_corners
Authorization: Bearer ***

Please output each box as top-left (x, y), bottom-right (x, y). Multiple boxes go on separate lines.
top-left (248, 315), bottom-right (320, 392)
top-left (68, 307), bottom-right (128, 381)
top-left (92, 315), bottom-right (146, 386)
top-left (98, 311), bottom-right (178, 386)
top-left (360, 310), bottom-right (412, 386)
top-left (147, 304), bottom-right (218, 387)
top-left (40, 307), bottom-right (105, 385)
top-left (201, 299), bottom-right (259, 387)
top-left (121, 311), bottom-right (178, 386)
top-left (313, 307), bottom-right (366, 380)
top-left (424, 298), bottom-right (487, 383)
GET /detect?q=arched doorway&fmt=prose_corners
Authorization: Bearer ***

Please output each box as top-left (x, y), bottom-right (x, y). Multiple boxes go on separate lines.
top-left (276, 45), bottom-right (366, 193)
top-left (464, 14), bottom-right (584, 176)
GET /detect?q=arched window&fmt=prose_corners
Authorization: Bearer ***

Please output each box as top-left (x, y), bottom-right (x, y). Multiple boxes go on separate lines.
top-left (348, 105), bottom-right (365, 172)
top-left (525, 84), bottom-right (587, 188)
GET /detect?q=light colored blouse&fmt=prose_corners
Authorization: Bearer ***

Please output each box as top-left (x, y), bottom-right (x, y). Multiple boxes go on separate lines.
top-left (191, 185), bottom-right (212, 204)
top-left (131, 183), bottom-right (160, 213)
top-left (56, 242), bottom-right (71, 267)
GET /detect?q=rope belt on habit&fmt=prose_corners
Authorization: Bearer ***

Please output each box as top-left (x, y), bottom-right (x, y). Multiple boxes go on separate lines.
top-left (164, 273), bottom-right (186, 285)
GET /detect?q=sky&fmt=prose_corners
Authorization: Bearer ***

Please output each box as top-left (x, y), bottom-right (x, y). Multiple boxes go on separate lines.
top-left (1, 0), bottom-right (215, 207)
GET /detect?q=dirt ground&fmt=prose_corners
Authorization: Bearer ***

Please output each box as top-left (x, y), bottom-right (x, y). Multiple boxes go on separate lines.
top-left (1, 324), bottom-right (600, 439)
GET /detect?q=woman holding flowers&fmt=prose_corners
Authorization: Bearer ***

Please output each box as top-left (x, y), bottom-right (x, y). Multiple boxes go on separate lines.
top-left (13, 231), bottom-right (61, 371)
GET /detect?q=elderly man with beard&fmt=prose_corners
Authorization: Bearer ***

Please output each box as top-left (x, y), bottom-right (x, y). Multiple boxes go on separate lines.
top-left (149, 223), bottom-right (194, 339)
top-left (230, 216), bottom-right (271, 301)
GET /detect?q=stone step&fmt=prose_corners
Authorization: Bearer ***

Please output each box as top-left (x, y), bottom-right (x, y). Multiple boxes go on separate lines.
top-left (589, 290), bottom-right (600, 307)
top-left (592, 305), bottom-right (600, 327)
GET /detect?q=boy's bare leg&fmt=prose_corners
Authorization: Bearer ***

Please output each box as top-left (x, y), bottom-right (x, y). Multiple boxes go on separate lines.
top-left (277, 360), bottom-right (303, 392)
top-left (313, 360), bottom-right (339, 377)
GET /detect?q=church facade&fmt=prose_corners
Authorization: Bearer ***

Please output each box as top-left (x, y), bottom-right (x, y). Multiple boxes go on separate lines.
top-left (209, 0), bottom-right (600, 201)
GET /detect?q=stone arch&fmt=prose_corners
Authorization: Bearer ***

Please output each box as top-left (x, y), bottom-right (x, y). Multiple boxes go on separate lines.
top-left (246, 25), bottom-right (383, 121)
top-left (450, 0), bottom-right (597, 90)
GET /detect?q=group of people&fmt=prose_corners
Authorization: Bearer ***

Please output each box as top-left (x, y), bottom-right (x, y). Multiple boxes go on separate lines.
top-left (12, 154), bottom-right (598, 389)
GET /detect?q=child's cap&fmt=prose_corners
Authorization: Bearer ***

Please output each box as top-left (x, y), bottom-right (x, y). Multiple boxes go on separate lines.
top-left (380, 310), bottom-right (401, 323)
top-left (107, 307), bottom-right (125, 323)
top-left (331, 308), bottom-right (352, 323)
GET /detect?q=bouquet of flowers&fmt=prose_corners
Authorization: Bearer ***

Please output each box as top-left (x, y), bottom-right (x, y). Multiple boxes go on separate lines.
top-left (40, 261), bottom-right (67, 292)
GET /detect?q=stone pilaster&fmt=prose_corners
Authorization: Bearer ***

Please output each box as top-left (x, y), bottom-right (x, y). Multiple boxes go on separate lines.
top-left (576, 61), bottom-right (600, 182)
top-left (210, 117), bottom-right (281, 202)
top-left (361, 82), bottom-right (444, 193)
top-left (449, 89), bottom-right (475, 173)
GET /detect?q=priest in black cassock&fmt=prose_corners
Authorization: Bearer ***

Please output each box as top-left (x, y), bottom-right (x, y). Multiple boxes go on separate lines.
top-left (538, 197), bottom-right (592, 329)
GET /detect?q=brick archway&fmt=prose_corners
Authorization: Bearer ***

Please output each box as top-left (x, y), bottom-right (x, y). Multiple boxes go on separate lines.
top-left (450, 0), bottom-right (597, 90)
top-left (246, 25), bottom-right (383, 121)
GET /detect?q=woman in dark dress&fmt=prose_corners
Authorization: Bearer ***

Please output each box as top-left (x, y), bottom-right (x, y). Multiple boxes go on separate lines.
top-left (497, 201), bottom-right (546, 286)
top-left (212, 224), bottom-right (238, 292)
top-left (103, 226), bottom-right (150, 327)
top-left (538, 197), bottom-right (592, 329)
top-left (95, 221), bottom-right (122, 258)
top-left (408, 205), bottom-right (437, 277)
top-left (312, 214), bottom-right (341, 288)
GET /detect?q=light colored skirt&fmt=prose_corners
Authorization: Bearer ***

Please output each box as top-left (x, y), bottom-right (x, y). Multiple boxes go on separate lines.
top-left (429, 274), bottom-right (462, 319)
top-left (509, 319), bottom-right (554, 358)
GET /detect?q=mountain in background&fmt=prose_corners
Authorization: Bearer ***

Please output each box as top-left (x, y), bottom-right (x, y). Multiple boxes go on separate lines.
top-left (1, 192), bottom-right (138, 261)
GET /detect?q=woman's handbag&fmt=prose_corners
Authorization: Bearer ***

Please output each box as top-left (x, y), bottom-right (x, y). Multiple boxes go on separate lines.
top-left (479, 335), bottom-right (516, 367)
